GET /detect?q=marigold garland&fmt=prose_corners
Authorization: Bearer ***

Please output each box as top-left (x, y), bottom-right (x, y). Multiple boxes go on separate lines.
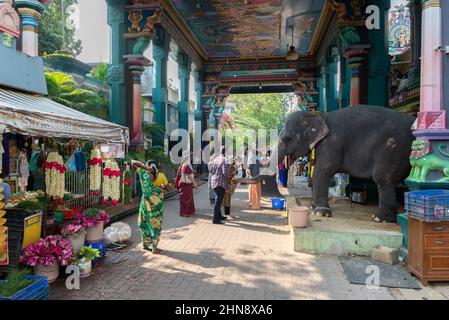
top-left (89, 148), bottom-right (102, 193)
top-left (102, 159), bottom-right (120, 205)
top-left (44, 152), bottom-right (65, 199)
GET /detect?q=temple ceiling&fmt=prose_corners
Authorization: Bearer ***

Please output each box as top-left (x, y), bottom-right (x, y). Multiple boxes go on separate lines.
top-left (168, 0), bottom-right (325, 60)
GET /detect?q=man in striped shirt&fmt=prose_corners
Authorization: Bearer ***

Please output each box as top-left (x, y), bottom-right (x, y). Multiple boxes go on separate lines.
top-left (208, 147), bottom-right (229, 224)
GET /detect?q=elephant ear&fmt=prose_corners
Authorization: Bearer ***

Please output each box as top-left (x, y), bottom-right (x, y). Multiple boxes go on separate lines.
top-left (302, 114), bottom-right (329, 150)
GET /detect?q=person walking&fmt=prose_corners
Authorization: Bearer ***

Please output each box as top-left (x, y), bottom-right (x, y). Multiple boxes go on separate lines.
top-left (132, 160), bottom-right (165, 254)
top-left (175, 152), bottom-right (197, 217)
top-left (207, 154), bottom-right (217, 206)
top-left (222, 158), bottom-right (238, 218)
top-left (208, 147), bottom-right (229, 224)
top-left (277, 156), bottom-right (289, 188)
top-left (247, 150), bottom-right (261, 210)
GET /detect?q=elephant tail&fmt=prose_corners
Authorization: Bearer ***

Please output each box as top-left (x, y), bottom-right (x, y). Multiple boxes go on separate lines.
top-left (438, 144), bottom-right (449, 158)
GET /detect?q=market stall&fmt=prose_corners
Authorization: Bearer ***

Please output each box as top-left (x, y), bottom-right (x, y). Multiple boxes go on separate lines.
top-left (0, 88), bottom-right (133, 279)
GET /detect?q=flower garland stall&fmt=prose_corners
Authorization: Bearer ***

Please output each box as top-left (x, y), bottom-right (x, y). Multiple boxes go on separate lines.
top-left (102, 159), bottom-right (121, 205)
top-left (44, 152), bottom-right (65, 199)
top-left (89, 148), bottom-right (102, 195)
top-left (122, 164), bottom-right (133, 205)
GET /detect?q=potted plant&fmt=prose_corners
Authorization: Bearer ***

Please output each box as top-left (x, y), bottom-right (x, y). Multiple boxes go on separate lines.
top-left (73, 245), bottom-right (101, 277)
top-left (0, 269), bottom-right (49, 300)
top-left (20, 235), bottom-right (73, 283)
top-left (74, 208), bottom-right (110, 242)
top-left (61, 223), bottom-right (86, 255)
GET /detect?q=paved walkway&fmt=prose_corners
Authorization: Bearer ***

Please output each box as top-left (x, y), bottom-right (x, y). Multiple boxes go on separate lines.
top-left (51, 183), bottom-right (449, 300)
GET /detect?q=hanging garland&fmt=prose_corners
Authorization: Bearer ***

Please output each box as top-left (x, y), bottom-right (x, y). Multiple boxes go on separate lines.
top-left (89, 147), bottom-right (102, 195)
top-left (102, 159), bottom-right (121, 205)
top-left (122, 165), bottom-right (133, 205)
top-left (44, 152), bottom-right (65, 199)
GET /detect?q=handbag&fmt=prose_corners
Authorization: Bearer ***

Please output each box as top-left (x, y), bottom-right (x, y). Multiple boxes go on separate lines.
top-left (180, 164), bottom-right (193, 184)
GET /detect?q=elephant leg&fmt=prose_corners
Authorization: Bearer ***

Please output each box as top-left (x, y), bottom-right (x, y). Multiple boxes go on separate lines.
top-left (374, 184), bottom-right (398, 223)
top-left (310, 169), bottom-right (333, 217)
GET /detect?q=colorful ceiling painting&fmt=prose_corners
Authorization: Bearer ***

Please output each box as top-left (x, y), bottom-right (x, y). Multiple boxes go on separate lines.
top-left (168, 0), bottom-right (324, 59)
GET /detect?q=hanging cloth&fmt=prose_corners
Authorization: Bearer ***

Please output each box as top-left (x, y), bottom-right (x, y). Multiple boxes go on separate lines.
top-left (75, 148), bottom-right (87, 171)
top-left (29, 151), bottom-right (40, 172)
top-left (65, 152), bottom-right (77, 171)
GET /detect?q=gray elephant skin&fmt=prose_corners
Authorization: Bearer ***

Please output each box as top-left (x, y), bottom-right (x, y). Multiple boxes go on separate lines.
top-left (278, 105), bottom-right (415, 222)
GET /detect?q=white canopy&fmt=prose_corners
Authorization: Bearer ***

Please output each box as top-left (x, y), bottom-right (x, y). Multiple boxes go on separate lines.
top-left (0, 88), bottom-right (129, 144)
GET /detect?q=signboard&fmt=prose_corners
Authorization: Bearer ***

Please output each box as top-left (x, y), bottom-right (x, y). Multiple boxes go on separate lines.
top-left (100, 144), bottom-right (126, 159)
top-left (22, 213), bottom-right (42, 250)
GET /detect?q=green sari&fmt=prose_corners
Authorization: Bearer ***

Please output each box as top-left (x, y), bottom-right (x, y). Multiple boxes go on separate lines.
top-left (136, 168), bottom-right (164, 252)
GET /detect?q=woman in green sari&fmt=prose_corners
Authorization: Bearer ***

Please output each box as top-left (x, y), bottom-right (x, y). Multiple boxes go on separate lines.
top-left (131, 160), bottom-right (164, 254)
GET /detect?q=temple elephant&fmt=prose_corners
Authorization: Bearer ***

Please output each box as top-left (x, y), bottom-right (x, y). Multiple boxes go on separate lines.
top-left (276, 105), bottom-right (415, 223)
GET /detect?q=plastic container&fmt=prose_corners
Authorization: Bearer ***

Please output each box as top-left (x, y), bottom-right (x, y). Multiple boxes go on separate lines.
top-left (0, 275), bottom-right (49, 300)
top-left (271, 198), bottom-right (286, 210)
top-left (64, 230), bottom-right (86, 255)
top-left (289, 206), bottom-right (309, 228)
top-left (34, 263), bottom-right (60, 284)
top-left (85, 221), bottom-right (104, 242)
top-left (405, 190), bottom-right (449, 222)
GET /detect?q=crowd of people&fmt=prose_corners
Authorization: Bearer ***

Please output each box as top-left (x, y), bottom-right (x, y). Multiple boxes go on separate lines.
top-left (131, 148), bottom-right (279, 253)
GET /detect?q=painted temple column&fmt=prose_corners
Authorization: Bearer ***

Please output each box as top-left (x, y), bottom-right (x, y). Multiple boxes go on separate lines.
top-left (443, 0), bottom-right (449, 116)
top-left (193, 71), bottom-right (204, 162)
top-left (124, 37), bottom-right (151, 146)
top-left (342, 46), bottom-right (369, 106)
top-left (406, 0), bottom-right (422, 90)
top-left (325, 54), bottom-right (339, 111)
top-left (106, 0), bottom-right (127, 126)
top-left (178, 51), bottom-right (191, 132)
top-left (15, 0), bottom-right (44, 57)
top-left (406, 0), bottom-right (447, 188)
top-left (152, 26), bottom-right (170, 147)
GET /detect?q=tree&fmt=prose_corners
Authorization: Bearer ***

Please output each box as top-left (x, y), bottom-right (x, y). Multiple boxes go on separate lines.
top-left (45, 72), bottom-right (108, 120)
top-left (89, 63), bottom-right (108, 84)
top-left (39, 0), bottom-right (83, 56)
top-left (230, 93), bottom-right (292, 130)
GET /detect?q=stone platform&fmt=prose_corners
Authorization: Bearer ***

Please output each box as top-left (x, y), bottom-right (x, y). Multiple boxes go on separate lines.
top-left (290, 197), bottom-right (403, 256)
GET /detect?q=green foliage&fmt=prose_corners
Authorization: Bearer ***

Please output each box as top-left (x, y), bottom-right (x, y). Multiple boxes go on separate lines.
top-left (142, 124), bottom-right (175, 169)
top-left (45, 72), bottom-right (109, 120)
top-left (123, 170), bottom-right (132, 204)
top-left (39, 0), bottom-right (83, 56)
top-left (84, 208), bottom-right (100, 218)
top-left (89, 63), bottom-right (109, 84)
top-left (230, 94), bottom-right (292, 130)
top-left (79, 245), bottom-right (101, 261)
top-left (0, 269), bottom-right (35, 297)
top-left (15, 200), bottom-right (45, 211)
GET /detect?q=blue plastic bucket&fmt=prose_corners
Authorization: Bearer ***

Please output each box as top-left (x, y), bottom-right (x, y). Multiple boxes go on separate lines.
top-left (271, 198), bottom-right (285, 210)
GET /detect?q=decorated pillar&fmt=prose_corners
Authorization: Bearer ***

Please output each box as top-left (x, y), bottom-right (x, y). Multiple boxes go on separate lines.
top-left (406, 0), bottom-right (422, 90)
top-left (152, 26), bottom-right (169, 147)
top-left (193, 70), bottom-right (204, 159)
top-left (340, 27), bottom-right (370, 106)
top-left (178, 51), bottom-right (191, 132)
top-left (406, 0), bottom-right (448, 189)
top-left (443, 0), bottom-right (449, 116)
top-left (106, 0), bottom-right (127, 126)
top-left (366, 0), bottom-right (391, 107)
top-left (125, 37), bottom-right (151, 146)
top-left (15, 0), bottom-right (45, 57)
top-left (342, 45), bottom-right (370, 106)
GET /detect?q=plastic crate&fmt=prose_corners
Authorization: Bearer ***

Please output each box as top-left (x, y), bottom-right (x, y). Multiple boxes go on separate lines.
top-left (405, 190), bottom-right (449, 222)
top-left (0, 275), bottom-right (49, 300)
top-left (271, 198), bottom-right (286, 210)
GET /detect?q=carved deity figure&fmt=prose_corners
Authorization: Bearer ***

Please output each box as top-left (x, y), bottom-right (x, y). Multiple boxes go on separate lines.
top-left (128, 11), bottom-right (142, 33)
top-left (142, 10), bottom-right (161, 35)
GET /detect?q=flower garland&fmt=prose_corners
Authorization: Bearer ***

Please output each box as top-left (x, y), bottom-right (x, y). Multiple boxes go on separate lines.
top-left (44, 152), bottom-right (65, 199)
top-left (102, 159), bottom-right (121, 205)
top-left (122, 167), bottom-right (133, 205)
top-left (89, 148), bottom-right (102, 194)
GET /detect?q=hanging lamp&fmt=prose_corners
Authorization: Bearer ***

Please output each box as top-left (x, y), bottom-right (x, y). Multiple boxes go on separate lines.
top-left (286, 24), bottom-right (299, 61)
